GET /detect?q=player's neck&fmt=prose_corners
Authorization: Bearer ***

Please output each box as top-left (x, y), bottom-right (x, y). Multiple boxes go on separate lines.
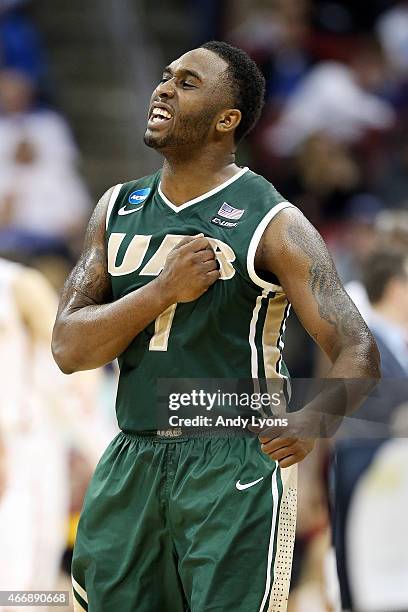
top-left (160, 152), bottom-right (240, 206)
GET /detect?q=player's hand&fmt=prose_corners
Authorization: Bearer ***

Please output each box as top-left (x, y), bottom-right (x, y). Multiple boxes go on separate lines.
top-left (250, 410), bottom-right (317, 467)
top-left (259, 436), bottom-right (315, 468)
top-left (158, 234), bottom-right (220, 303)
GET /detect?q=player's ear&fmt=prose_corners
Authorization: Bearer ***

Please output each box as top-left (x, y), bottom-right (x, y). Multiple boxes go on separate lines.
top-left (216, 109), bottom-right (242, 135)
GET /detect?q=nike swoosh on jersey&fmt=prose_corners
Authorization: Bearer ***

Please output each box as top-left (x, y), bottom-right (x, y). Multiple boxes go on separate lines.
top-left (118, 205), bottom-right (144, 215)
top-left (235, 477), bottom-right (264, 491)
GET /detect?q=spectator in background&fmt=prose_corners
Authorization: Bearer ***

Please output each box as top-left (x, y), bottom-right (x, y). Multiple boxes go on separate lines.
top-left (346, 209), bottom-right (408, 320)
top-left (314, 0), bottom-right (396, 34)
top-left (268, 38), bottom-right (395, 156)
top-left (376, 208), bottom-right (408, 250)
top-left (0, 69), bottom-right (79, 167)
top-left (376, 133), bottom-right (408, 209)
top-left (328, 193), bottom-right (383, 282)
top-left (0, 0), bottom-right (49, 95)
top-left (377, 1), bottom-right (408, 78)
top-left (280, 132), bottom-right (361, 224)
top-left (362, 248), bottom-right (408, 374)
top-left (333, 247), bottom-right (408, 611)
top-left (0, 69), bottom-right (91, 248)
top-left (227, 0), bottom-right (312, 103)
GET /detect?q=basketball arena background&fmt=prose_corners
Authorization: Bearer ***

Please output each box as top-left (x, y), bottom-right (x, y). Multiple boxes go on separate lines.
top-left (0, 1), bottom-right (408, 610)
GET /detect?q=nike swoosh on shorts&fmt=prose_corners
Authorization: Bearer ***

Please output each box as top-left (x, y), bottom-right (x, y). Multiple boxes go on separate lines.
top-left (235, 477), bottom-right (264, 490)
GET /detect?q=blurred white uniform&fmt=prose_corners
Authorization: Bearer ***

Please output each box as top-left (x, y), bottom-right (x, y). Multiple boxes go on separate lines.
top-left (0, 258), bottom-right (68, 597)
top-left (0, 259), bottom-right (116, 608)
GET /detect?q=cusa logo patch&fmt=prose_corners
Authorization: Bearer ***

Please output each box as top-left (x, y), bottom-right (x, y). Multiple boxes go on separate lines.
top-left (211, 217), bottom-right (238, 228)
top-left (128, 188), bottom-right (151, 205)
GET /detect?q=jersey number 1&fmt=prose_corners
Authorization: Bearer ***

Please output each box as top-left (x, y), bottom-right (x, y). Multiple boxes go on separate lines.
top-left (149, 303), bottom-right (177, 351)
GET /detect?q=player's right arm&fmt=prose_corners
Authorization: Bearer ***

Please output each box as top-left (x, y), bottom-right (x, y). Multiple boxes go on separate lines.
top-left (52, 188), bottom-right (220, 374)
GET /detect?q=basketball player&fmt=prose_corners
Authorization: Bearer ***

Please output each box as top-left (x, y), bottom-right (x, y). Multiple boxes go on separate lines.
top-left (52, 42), bottom-right (380, 611)
top-left (0, 258), bottom-right (69, 608)
top-left (0, 258), bottom-right (112, 611)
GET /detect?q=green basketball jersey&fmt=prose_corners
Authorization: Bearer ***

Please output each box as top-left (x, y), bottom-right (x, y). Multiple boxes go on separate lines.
top-left (106, 167), bottom-right (294, 432)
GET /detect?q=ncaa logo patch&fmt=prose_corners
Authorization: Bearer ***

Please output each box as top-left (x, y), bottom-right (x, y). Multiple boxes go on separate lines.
top-left (118, 188), bottom-right (151, 216)
top-left (128, 188), bottom-right (151, 205)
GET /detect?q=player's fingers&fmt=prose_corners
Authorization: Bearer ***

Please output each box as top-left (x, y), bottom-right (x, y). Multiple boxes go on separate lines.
top-left (262, 444), bottom-right (298, 462)
top-left (182, 236), bottom-right (212, 253)
top-left (201, 248), bottom-right (216, 262)
top-left (205, 270), bottom-right (221, 284)
top-left (201, 260), bottom-right (218, 273)
top-left (279, 455), bottom-right (301, 468)
top-left (269, 440), bottom-right (314, 466)
top-left (259, 437), bottom-right (297, 451)
top-left (175, 234), bottom-right (204, 248)
top-left (193, 249), bottom-right (216, 264)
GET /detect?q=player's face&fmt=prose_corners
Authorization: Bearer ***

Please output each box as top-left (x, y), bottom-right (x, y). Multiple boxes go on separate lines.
top-left (144, 48), bottom-right (230, 151)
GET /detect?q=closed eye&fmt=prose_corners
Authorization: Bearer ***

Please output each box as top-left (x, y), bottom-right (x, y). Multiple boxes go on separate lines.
top-left (181, 80), bottom-right (196, 88)
top-left (159, 79), bottom-right (196, 89)
top-left (159, 73), bottom-right (199, 89)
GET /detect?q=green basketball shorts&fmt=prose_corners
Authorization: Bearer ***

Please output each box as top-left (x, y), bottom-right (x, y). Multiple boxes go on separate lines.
top-left (72, 431), bottom-right (297, 612)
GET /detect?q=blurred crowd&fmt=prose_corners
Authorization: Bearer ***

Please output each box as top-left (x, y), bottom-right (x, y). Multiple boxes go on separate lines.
top-left (0, 1), bottom-right (407, 611)
top-left (0, 0), bottom-right (91, 287)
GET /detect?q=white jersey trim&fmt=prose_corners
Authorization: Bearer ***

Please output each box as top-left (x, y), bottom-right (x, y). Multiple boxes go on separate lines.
top-left (72, 576), bottom-right (88, 604)
top-left (105, 183), bottom-right (123, 230)
top-left (247, 201), bottom-right (296, 292)
top-left (249, 289), bottom-right (268, 378)
top-left (158, 167), bottom-right (249, 213)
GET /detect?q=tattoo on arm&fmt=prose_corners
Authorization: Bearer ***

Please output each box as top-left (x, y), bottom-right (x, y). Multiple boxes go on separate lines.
top-left (286, 217), bottom-right (367, 341)
top-left (59, 190), bottom-right (113, 312)
top-left (71, 244), bottom-right (111, 306)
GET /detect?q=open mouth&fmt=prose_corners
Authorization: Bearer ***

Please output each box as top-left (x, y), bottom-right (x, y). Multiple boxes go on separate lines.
top-left (148, 106), bottom-right (173, 127)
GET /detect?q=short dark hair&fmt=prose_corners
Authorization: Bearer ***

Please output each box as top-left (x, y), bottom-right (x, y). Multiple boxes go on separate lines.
top-left (201, 40), bottom-right (265, 143)
top-left (362, 249), bottom-right (408, 304)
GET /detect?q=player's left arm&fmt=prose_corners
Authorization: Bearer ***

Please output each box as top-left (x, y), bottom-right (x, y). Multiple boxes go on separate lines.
top-left (254, 207), bottom-right (381, 466)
